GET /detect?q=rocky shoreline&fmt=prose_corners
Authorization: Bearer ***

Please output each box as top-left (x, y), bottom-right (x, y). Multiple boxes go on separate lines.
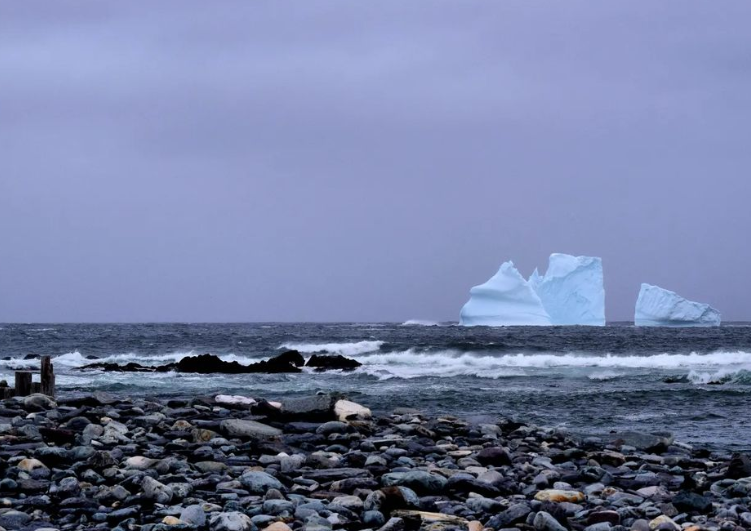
top-left (1, 392), bottom-right (751, 531)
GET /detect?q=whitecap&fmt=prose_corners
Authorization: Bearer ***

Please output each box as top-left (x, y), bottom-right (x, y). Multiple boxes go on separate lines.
top-left (350, 349), bottom-right (751, 380)
top-left (587, 370), bottom-right (623, 381)
top-left (51, 350), bottom-right (258, 368)
top-left (279, 340), bottom-right (384, 356)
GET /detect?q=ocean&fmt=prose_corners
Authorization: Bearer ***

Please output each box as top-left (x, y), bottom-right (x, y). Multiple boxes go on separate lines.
top-left (2, 322), bottom-right (751, 450)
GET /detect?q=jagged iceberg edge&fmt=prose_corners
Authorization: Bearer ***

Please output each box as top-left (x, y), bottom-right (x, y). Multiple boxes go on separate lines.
top-left (460, 261), bottom-right (551, 326)
top-left (460, 254), bottom-right (605, 326)
top-left (635, 283), bottom-right (721, 327)
top-left (278, 340), bottom-right (385, 356)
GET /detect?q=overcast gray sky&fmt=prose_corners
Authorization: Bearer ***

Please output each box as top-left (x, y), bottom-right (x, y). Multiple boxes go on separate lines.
top-left (1, 1), bottom-right (750, 322)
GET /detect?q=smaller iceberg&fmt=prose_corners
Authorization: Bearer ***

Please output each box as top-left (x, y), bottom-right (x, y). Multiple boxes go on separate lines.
top-left (460, 261), bottom-right (551, 326)
top-left (634, 283), bottom-right (721, 327)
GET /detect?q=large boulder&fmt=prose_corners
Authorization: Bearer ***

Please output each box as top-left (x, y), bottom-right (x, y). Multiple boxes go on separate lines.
top-left (23, 393), bottom-right (57, 411)
top-left (220, 419), bottom-right (282, 439)
top-left (278, 394), bottom-right (337, 421)
top-left (335, 399), bottom-right (372, 422)
top-left (726, 453), bottom-right (751, 479)
top-left (476, 447), bottom-right (512, 466)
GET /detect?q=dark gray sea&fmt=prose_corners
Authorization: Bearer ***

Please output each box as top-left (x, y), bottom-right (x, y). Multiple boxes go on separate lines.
top-left (2, 322), bottom-right (751, 449)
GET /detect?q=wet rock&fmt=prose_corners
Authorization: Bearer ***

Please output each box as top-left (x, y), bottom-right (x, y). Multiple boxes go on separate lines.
top-left (535, 489), bottom-right (586, 503)
top-left (316, 421), bottom-right (350, 436)
top-left (334, 399), bottom-right (372, 422)
top-left (220, 418), bottom-right (282, 439)
top-left (210, 511), bottom-right (254, 531)
top-left (23, 393), bottom-right (57, 411)
top-left (534, 511), bottom-right (568, 531)
top-left (17, 457), bottom-right (47, 472)
top-left (672, 491), bottom-right (712, 513)
top-left (239, 470), bottom-right (283, 494)
top-left (588, 510), bottom-right (621, 526)
top-left (647, 515), bottom-right (679, 531)
top-left (364, 510), bottom-right (386, 527)
top-left (306, 354), bottom-right (362, 371)
top-left (215, 395), bottom-right (257, 408)
top-left (0, 510), bottom-right (32, 528)
top-left (476, 446), bottom-right (512, 466)
top-left (279, 394), bottom-right (337, 421)
top-left (486, 503), bottom-right (531, 529)
top-left (381, 471), bottom-right (447, 494)
top-left (608, 432), bottom-right (673, 453)
top-left (141, 476), bottom-right (173, 504)
top-left (725, 453), bottom-right (751, 479)
top-left (263, 523), bottom-right (293, 531)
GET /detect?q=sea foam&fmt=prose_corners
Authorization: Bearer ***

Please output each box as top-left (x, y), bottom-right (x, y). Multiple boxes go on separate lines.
top-left (279, 340), bottom-right (384, 356)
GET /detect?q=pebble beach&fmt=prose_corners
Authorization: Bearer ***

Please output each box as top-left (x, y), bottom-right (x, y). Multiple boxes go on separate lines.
top-left (2, 390), bottom-right (751, 531)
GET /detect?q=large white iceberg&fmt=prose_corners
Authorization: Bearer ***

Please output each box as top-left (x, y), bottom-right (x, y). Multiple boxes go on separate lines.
top-left (530, 254), bottom-right (606, 326)
top-left (634, 283), bottom-right (721, 327)
top-left (459, 261), bottom-right (551, 326)
top-left (460, 253), bottom-right (605, 327)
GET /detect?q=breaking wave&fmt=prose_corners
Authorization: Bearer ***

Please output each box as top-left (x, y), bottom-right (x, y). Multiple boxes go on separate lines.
top-left (687, 368), bottom-right (751, 385)
top-left (279, 340), bottom-right (384, 356)
top-left (587, 370), bottom-right (623, 381)
top-left (400, 320), bottom-right (440, 327)
top-left (358, 350), bottom-right (751, 369)
top-left (350, 349), bottom-right (751, 380)
top-left (12, 350), bottom-right (256, 369)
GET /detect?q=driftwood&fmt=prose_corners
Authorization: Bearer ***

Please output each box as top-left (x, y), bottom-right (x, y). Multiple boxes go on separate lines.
top-left (2, 355), bottom-right (55, 399)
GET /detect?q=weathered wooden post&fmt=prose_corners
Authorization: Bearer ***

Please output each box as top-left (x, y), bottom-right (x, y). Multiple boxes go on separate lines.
top-left (15, 371), bottom-right (32, 397)
top-left (41, 355), bottom-right (55, 397)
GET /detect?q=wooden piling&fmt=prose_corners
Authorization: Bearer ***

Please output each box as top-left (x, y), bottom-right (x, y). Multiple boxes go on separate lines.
top-left (15, 371), bottom-right (32, 397)
top-left (41, 355), bottom-right (55, 397)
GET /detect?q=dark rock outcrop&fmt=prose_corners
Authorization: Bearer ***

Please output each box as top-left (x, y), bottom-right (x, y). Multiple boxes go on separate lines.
top-left (79, 350), bottom-right (359, 375)
top-left (306, 354), bottom-right (362, 371)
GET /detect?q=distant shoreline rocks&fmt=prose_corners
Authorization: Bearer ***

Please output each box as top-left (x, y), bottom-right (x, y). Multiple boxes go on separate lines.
top-left (80, 350), bottom-right (363, 374)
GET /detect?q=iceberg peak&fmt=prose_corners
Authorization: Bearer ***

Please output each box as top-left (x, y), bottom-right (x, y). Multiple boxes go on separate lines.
top-left (635, 283), bottom-right (721, 327)
top-left (460, 253), bottom-right (606, 327)
top-left (459, 261), bottom-right (551, 326)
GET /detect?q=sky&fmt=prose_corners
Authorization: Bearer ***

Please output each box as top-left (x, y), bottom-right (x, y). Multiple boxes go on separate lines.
top-left (1, 1), bottom-right (750, 323)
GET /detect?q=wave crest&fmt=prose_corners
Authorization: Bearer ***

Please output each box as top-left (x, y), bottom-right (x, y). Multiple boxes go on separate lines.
top-left (279, 340), bottom-right (384, 356)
